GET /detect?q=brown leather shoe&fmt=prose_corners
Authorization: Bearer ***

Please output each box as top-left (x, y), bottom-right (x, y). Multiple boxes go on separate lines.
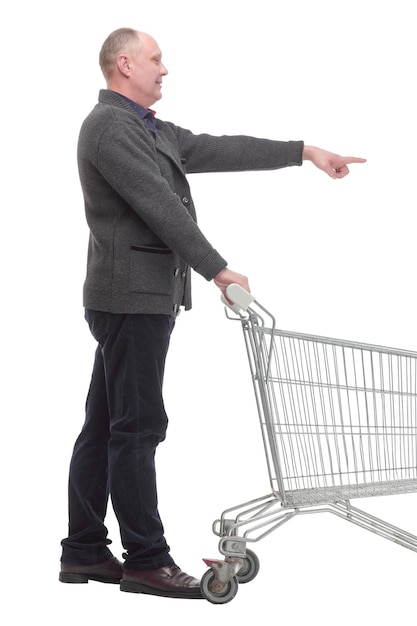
top-left (120, 565), bottom-right (203, 599)
top-left (59, 556), bottom-right (123, 584)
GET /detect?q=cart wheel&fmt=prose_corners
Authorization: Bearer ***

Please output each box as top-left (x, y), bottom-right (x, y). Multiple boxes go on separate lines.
top-left (236, 549), bottom-right (260, 584)
top-left (200, 569), bottom-right (239, 604)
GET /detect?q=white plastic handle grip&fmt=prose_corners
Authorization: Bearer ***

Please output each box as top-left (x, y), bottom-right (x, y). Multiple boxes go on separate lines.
top-left (221, 283), bottom-right (256, 312)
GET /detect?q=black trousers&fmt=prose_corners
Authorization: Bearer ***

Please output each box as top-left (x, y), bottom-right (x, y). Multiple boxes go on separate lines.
top-left (61, 310), bottom-right (176, 571)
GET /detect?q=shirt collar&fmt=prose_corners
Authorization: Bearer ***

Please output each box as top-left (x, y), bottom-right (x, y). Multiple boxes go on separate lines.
top-left (115, 93), bottom-right (157, 131)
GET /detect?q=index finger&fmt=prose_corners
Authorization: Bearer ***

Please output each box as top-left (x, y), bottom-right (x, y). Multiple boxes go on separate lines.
top-left (342, 156), bottom-right (367, 164)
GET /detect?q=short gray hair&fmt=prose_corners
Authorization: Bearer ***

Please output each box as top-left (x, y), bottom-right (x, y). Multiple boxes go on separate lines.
top-left (99, 28), bottom-right (140, 80)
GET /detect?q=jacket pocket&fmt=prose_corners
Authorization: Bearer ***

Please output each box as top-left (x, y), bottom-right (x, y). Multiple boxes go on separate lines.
top-left (129, 245), bottom-right (174, 295)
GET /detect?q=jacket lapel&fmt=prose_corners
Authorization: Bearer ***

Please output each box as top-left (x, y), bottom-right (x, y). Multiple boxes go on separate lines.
top-left (154, 129), bottom-right (185, 175)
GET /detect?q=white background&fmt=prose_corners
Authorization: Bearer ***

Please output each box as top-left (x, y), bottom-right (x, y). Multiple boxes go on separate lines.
top-left (2, 0), bottom-right (416, 623)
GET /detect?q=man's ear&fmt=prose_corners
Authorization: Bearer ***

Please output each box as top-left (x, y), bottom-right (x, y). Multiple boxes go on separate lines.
top-left (117, 54), bottom-right (131, 77)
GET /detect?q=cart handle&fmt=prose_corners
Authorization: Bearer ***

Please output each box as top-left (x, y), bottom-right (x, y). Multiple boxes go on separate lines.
top-left (221, 283), bottom-right (256, 313)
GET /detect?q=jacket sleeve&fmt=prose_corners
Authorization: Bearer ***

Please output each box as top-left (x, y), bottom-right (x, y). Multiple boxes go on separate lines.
top-left (162, 122), bottom-right (304, 174)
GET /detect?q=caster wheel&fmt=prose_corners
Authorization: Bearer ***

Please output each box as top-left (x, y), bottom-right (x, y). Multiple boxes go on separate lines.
top-left (236, 549), bottom-right (260, 584)
top-left (200, 569), bottom-right (239, 604)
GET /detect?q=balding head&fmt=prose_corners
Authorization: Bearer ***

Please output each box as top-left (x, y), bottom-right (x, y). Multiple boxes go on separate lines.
top-left (98, 28), bottom-right (168, 108)
top-left (99, 28), bottom-right (141, 82)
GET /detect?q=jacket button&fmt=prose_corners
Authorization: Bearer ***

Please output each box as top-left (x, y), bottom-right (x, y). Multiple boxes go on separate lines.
top-left (181, 271), bottom-right (186, 279)
top-left (173, 268), bottom-right (179, 277)
top-left (181, 196), bottom-right (190, 205)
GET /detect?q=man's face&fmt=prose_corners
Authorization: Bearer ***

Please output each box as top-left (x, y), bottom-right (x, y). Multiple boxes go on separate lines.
top-left (129, 33), bottom-right (168, 108)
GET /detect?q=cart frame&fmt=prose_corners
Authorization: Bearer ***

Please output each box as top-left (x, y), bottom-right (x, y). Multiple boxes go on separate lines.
top-left (201, 284), bottom-right (417, 603)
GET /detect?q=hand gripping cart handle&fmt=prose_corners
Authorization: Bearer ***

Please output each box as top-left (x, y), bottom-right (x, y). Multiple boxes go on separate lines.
top-left (200, 284), bottom-right (417, 604)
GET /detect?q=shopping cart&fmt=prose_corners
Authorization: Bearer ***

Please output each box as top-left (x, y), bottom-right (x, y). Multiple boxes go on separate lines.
top-left (201, 284), bottom-right (417, 604)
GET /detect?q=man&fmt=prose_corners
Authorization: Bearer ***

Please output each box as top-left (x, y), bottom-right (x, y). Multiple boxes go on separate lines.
top-left (59, 28), bottom-right (366, 599)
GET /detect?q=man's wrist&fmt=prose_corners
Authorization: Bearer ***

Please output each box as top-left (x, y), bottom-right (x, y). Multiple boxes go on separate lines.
top-left (302, 145), bottom-right (315, 161)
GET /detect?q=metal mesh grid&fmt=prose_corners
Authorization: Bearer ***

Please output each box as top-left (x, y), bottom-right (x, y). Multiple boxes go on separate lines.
top-left (244, 318), bottom-right (417, 506)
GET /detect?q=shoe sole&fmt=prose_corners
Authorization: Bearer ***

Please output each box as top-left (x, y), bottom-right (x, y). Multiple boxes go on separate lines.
top-left (59, 572), bottom-right (121, 584)
top-left (120, 579), bottom-right (203, 599)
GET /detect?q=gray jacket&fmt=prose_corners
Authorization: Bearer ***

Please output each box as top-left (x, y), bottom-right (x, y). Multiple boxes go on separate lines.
top-left (78, 90), bottom-right (303, 315)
